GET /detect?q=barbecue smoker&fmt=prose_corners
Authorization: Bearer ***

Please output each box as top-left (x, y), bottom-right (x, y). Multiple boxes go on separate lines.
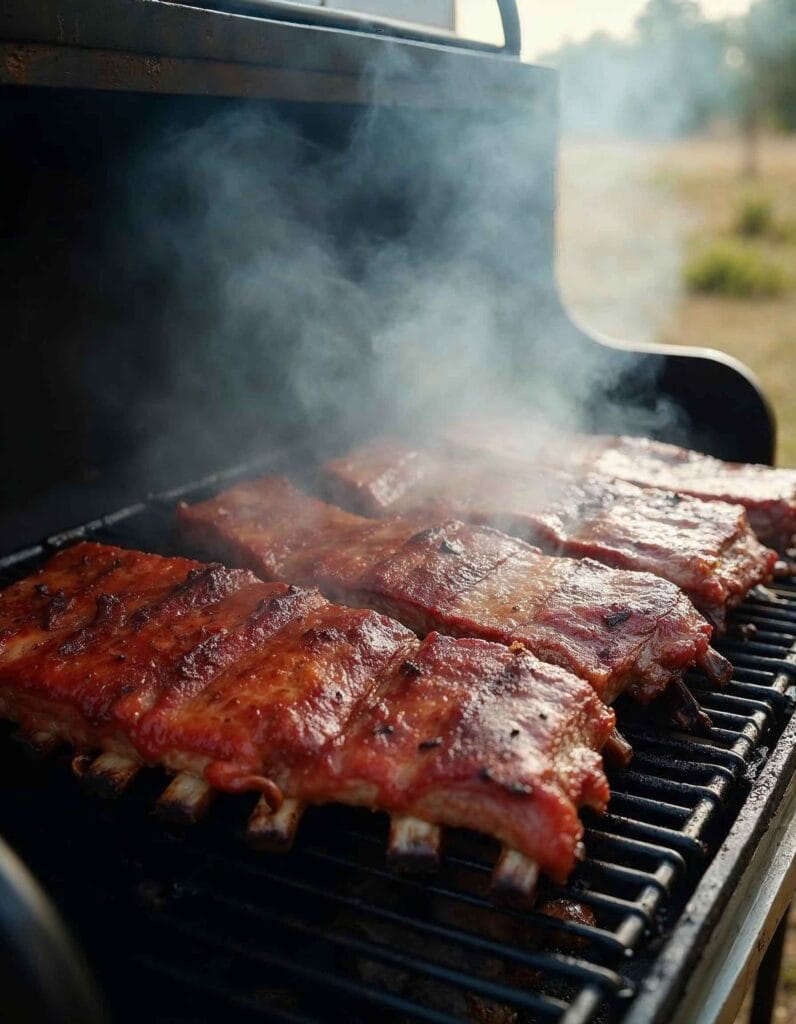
top-left (1, 3), bottom-right (795, 1023)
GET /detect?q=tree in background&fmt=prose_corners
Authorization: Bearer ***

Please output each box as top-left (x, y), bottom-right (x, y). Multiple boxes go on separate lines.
top-left (631, 0), bottom-right (733, 135)
top-left (746, 0), bottom-right (796, 131)
top-left (543, 0), bottom-right (795, 147)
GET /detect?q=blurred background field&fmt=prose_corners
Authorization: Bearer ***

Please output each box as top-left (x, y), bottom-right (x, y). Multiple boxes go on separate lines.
top-left (557, 133), bottom-right (796, 466)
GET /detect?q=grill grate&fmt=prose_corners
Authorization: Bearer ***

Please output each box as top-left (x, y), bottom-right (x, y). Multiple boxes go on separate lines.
top-left (0, 465), bottom-right (794, 1024)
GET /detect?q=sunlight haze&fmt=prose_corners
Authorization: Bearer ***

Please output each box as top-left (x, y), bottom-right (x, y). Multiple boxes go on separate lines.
top-left (456, 0), bottom-right (754, 58)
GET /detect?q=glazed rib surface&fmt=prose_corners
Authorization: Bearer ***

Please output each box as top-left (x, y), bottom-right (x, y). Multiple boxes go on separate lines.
top-left (178, 477), bottom-right (723, 704)
top-left (0, 542), bottom-right (614, 881)
top-left (323, 438), bottom-right (776, 628)
top-left (442, 421), bottom-right (796, 553)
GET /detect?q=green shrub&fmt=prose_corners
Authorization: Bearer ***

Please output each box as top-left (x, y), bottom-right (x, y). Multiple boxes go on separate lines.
top-left (734, 195), bottom-right (775, 238)
top-left (684, 242), bottom-right (787, 297)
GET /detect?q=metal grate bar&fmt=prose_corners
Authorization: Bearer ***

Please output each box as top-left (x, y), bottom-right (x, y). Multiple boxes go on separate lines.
top-left (607, 793), bottom-right (692, 823)
top-left (724, 677), bottom-right (792, 708)
top-left (151, 899), bottom-right (573, 1019)
top-left (689, 690), bottom-right (772, 717)
top-left (722, 639), bottom-right (796, 657)
top-left (617, 731), bottom-right (750, 773)
top-left (136, 947), bottom-right (470, 1024)
top-left (594, 814), bottom-right (707, 858)
top-left (205, 855), bottom-right (628, 991)
top-left (296, 845), bottom-right (630, 955)
top-left (610, 770), bottom-right (726, 805)
top-left (723, 655), bottom-right (796, 678)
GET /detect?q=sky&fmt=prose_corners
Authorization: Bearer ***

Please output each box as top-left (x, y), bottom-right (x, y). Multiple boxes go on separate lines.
top-left (456, 0), bottom-right (754, 58)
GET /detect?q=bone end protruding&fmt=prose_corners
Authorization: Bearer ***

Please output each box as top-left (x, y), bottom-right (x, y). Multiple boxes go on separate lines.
top-left (13, 729), bottom-right (60, 759)
top-left (156, 772), bottom-right (215, 824)
top-left (489, 848), bottom-right (540, 908)
top-left (72, 751), bottom-right (142, 798)
top-left (246, 796), bottom-right (304, 852)
top-left (698, 646), bottom-right (733, 688)
top-left (387, 815), bottom-right (442, 873)
top-left (604, 727), bottom-right (633, 768)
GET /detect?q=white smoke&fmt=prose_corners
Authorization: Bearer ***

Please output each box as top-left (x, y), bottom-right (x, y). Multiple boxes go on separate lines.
top-left (116, 43), bottom-right (691, 482)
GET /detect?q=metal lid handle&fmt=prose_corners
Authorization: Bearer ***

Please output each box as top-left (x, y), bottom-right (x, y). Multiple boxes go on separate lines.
top-left (496, 0), bottom-right (522, 56)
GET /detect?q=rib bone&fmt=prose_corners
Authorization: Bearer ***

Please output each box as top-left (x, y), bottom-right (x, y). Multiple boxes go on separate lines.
top-left (604, 728), bottom-right (633, 767)
top-left (71, 751), bottom-right (142, 797)
top-left (246, 796), bottom-right (304, 851)
top-left (697, 646), bottom-right (733, 688)
top-left (387, 815), bottom-right (442, 873)
top-left (668, 679), bottom-right (713, 735)
top-left (156, 772), bottom-right (215, 824)
top-left (13, 728), bottom-right (59, 758)
top-left (490, 848), bottom-right (540, 907)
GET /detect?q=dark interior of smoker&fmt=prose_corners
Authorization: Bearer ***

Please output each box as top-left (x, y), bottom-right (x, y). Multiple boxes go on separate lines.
top-left (0, 68), bottom-right (777, 553)
top-left (1, 14), bottom-right (795, 1024)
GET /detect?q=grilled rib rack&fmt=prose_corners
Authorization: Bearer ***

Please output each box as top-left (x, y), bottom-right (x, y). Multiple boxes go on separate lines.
top-left (1, 462), bottom-right (795, 1024)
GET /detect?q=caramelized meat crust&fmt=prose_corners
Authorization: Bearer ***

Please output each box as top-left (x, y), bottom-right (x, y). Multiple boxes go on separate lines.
top-left (322, 438), bottom-right (777, 628)
top-left (592, 437), bottom-right (796, 553)
top-left (178, 477), bottom-right (720, 704)
top-left (0, 542), bottom-right (613, 880)
top-left (319, 634), bottom-right (613, 881)
top-left (0, 542), bottom-right (325, 750)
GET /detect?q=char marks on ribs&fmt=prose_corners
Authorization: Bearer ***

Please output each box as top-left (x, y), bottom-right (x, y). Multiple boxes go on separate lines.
top-left (442, 420), bottom-right (796, 553)
top-left (322, 438), bottom-right (777, 630)
top-left (178, 476), bottom-right (725, 705)
top-left (0, 542), bottom-right (614, 882)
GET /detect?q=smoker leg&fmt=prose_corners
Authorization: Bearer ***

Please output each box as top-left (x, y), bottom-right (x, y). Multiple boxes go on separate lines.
top-left (748, 904), bottom-right (790, 1024)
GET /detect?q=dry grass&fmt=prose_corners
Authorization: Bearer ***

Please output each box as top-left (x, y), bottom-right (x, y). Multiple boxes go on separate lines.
top-left (657, 135), bottom-right (796, 466)
top-left (557, 132), bottom-right (796, 1024)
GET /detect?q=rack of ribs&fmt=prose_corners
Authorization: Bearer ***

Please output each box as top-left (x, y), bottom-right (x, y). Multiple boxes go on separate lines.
top-left (0, 541), bottom-right (614, 899)
top-left (321, 438), bottom-right (777, 630)
top-left (177, 476), bottom-right (729, 714)
top-left (441, 420), bottom-right (796, 554)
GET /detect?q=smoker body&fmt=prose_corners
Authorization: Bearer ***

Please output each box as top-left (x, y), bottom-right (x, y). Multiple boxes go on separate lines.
top-left (0, 4), bottom-right (792, 1024)
top-left (0, 0), bottom-right (774, 555)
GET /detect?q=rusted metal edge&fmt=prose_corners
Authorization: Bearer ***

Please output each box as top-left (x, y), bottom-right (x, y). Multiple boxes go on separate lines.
top-left (0, 39), bottom-right (548, 108)
top-left (0, 41), bottom-right (366, 104)
top-left (0, 0), bottom-right (551, 107)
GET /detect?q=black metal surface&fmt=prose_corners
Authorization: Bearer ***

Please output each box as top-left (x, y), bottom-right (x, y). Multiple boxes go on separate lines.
top-left (496, 0), bottom-right (523, 56)
top-left (0, 465), bottom-right (794, 1024)
top-left (0, 835), bottom-right (106, 1024)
